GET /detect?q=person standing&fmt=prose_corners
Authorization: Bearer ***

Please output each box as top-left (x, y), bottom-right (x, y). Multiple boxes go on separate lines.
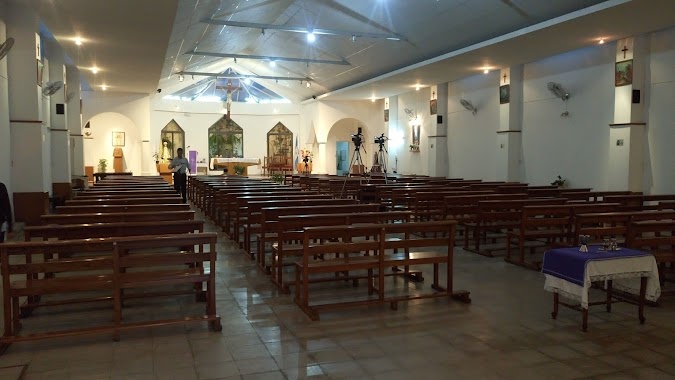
top-left (0, 182), bottom-right (13, 243)
top-left (168, 148), bottom-right (189, 203)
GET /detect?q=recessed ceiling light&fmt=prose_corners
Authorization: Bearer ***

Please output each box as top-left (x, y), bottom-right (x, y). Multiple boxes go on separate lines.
top-left (179, 74), bottom-right (184, 82)
top-left (599, 38), bottom-right (605, 44)
top-left (415, 84), bottom-right (421, 91)
top-left (91, 66), bottom-right (99, 74)
top-left (101, 84), bottom-right (107, 91)
top-left (306, 81), bottom-right (311, 88)
top-left (307, 32), bottom-right (316, 43)
top-left (75, 37), bottom-right (82, 46)
top-left (483, 69), bottom-right (489, 74)
top-left (270, 60), bottom-right (276, 67)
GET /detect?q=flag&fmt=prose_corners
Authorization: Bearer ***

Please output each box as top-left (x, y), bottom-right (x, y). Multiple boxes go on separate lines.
top-left (294, 135), bottom-right (299, 170)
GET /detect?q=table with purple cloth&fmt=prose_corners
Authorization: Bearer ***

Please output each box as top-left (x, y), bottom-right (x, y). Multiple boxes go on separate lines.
top-left (542, 245), bottom-right (660, 331)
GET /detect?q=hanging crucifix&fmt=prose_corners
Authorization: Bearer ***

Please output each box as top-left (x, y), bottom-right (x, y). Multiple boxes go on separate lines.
top-left (622, 46), bottom-right (628, 59)
top-left (217, 80), bottom-right (241, 121)
top-left (432, 91), bottom-right (436, 99)
top-left (503, 73), bottom-right (508, 83)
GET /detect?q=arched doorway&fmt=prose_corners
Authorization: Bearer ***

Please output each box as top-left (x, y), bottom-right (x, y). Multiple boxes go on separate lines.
top-left (160, 119), bottom-right (185, 162)
top-left (208, 116), bottom-right (243, 164)
top-left (326, 118), bottom-right (371, 176)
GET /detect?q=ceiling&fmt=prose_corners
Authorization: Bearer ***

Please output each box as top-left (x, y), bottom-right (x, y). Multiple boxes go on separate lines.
top-left (25, 0), bottom-right (675, 100)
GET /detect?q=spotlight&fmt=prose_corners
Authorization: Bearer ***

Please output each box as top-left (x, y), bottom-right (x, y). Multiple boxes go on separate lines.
top-left (352, 35), bottom-right (356, 42)
top-left (91, 66), bottom-right (99, 74)
top-left (306, 81), bottom-right (311, 88)
top-left (599, 38), bottom-right (605, 44)
top-left (483, 69), bottom-right (489, 74)
top-left (234, 57), bottom-right (237, 63)
top-left (101, 84), bottom-right (107, 91)
top-left (307, 32), bottom-right (316, 43)
top-left (74, 37), bottom-right (82, 46)
top-left (244, 78), bottom-right (252, 85)
top-left (261, 28), bottom-right (265, 36)
top-left (179, 74), bottom-right (184, 82)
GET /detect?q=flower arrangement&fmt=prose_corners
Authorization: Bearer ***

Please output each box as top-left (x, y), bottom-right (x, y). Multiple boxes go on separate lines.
top-left (301, 149), bottom-right (313, 163)
top-left (551, 175), bottom-right (567, 188)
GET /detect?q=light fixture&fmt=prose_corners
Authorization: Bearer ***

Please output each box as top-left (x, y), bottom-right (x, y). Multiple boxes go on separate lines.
top-left (101, 84), bottom-right (107, 91)
top-left (352, 35), bottom-right (356, 42)
top-left (261, 28), bottom-right (265, 36)
top-left (91, 66), bottom-right (99, 74)
top-left (483, 69), bottom-right (489, 74)
top-left (306, 31), bottom-right (316, 43)
top-left (270, 60), bottom-right (276, 67)
top-left (371, 96), bottom-right (376, 102)
top-left (178, 74), bottom-right (184, 82)
top-left (234, 57), bottom-right (237, 63)
top-left (244, 78), bottom-right (252, 85)
top-left (415, 84), bottom-right (421, 91)
top-left (306, 81), bottom-right (311, 88)
top-left (599, 38), bottom-right (605, 44)
top-left (74, 37), bottom-right (82, 46)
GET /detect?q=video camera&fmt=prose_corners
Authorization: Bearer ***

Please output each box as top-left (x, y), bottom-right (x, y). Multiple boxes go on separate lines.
top-left (351, 127), bottom-right (363, 147)
top-left (374, 133), bottom-right (387, 145)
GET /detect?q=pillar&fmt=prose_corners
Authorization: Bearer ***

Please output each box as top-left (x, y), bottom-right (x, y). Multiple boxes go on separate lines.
top-left (45, 37), bottom-right (71, 201)
top-left (0, 0), bottom-right (11, 191)
top-left (7, 2), bottom-right (49, 224)
top-left (66, 64), bottom-right (84, 177)
top-left (316, 141), bottom-right (327, 174)
top-left (428, 84), bottom-right (448, 177)
top-left (386, 95), bottom-right (401, 173)
top-left (496, 65), bottom-right (523, 182)
top-left (608, 37), bottom-right (647, 192)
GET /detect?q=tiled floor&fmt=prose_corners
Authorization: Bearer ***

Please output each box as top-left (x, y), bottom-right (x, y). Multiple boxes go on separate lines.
top-left (1, 206), bottom-right (674, 380)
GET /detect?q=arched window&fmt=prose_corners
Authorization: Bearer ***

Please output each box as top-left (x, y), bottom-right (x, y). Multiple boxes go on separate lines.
top-left (267, 122), bottom-right (293, 173)
top-left (160, 120), bottom-right (185, 161)
top-left (208, 117), bottom-right (243, 162)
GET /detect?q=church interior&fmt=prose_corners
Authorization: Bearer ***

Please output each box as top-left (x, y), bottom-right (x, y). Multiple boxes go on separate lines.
top-left (0, 0), bottom-right (674, 379)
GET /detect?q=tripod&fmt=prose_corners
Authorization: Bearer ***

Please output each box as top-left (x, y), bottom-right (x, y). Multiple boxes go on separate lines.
top-left (340, 142), bottom-right (366, 198)
top-left (371, 141), bottom-right (389, 184)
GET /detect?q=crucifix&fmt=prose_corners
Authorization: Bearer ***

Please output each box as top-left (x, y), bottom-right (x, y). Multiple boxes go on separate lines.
top-left (503, 73), bottom-right (508, 83)
top-left (432, 91), bottom-right (436, 99)
top-left (622, 46), bottom-right (628, 59)
top-left (217, 80), bottom-right (241, 120)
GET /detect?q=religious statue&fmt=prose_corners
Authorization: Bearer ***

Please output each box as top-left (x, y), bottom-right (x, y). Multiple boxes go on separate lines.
top-left (161, 141), bottom-right (171, 163)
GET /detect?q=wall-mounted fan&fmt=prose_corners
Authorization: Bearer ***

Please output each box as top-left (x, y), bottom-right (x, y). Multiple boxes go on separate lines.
top-left (0, 37), bottom-right (15, 61)
top-left (547, 82), bottom-right (570, 101)
top-left (42, 81), bottom-right (64, 96)
top-left (460, 99), bottom-right (477, 115)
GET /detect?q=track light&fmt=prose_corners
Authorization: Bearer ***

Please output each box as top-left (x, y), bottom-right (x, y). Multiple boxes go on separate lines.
top-left (234, 57), bottom-right (237, 63)
top-left (244, 78), bottom-right (252, 85)
top-left (178, 74), bottom-right (184, 82)
top-left (352, 35), bottom-right (356, 42)
top-left (261, 28), bottom-right (265, 36)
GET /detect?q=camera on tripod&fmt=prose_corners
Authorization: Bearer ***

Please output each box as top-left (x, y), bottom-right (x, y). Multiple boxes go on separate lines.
top-left (351, 127), bottom-right (363, 147)
top-left (374, 133), bottom-right (387, 145)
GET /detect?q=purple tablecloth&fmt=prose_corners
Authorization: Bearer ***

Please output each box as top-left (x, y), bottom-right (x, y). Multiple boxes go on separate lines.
top-left (542, 246), bottom-right (649, 286)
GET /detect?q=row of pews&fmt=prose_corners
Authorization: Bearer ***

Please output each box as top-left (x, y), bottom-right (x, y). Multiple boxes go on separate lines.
top-left (0, 175), bottom-right (221, 353)
top-left (191, 174), bottom-right (674, 319)
top-left (188, 175), bottom-right (472, 320)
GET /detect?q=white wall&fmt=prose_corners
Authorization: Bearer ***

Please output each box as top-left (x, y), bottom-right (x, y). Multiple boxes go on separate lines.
top-left (390, 88), bottom-right (433, 176)
top-left (521, 44), bottom-right (615, 189)
top-left (446, 72), bottom-right (501, 181)
top-left (325, 118), bottom-right (370, 175)
top-left (84, 112), bottom-right (142, 174)
top-left (645, 28), bottom-right (675, 194)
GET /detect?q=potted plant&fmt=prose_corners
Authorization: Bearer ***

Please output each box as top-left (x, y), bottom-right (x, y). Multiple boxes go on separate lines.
top-left (98, 158), bottom-right (108, 173)
top-left (551, 175), bottom-right (567, 188)
top-left (233, 164), bottom-right (246, 175)
top-left (270, 174), bottom-right (284, 184)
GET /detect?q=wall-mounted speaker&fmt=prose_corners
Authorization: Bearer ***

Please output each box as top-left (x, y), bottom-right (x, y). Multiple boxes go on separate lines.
top-left (632, 89), bottom-right (640, 104)
top-left (437, 115), bottom-right (443, 124)
top-left (56, 104), bottom-right (65, 114)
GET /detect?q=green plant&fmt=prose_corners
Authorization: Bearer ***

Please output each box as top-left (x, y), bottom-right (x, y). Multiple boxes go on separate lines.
top-left (270, 174), bottom-right (284, 184)
top-left (551, 175), bottom-right (567, 187)
top-left (233, 164), bottom-right (245, 175)
top-left (98, 158), bottom-right (108, 173)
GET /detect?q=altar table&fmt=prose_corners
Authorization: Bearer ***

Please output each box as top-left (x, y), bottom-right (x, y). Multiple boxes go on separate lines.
top-left (209, 158), bottom-right (260, 175)
top-left (542, 245), bottom-right (660, 331)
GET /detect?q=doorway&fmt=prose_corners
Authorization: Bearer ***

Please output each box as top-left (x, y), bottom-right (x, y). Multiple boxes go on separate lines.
top-left (336, 141), bottom-right (349, 176)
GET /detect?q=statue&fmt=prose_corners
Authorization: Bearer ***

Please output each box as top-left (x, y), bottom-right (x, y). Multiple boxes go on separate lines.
top-left (161, 141), bottom-right (171, 163)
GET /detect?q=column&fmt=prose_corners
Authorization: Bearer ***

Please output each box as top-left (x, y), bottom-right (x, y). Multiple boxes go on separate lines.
top-left (7, 2), bottom-right (49, 225)
top-left (66, 64), bottom-right (84, 177)
top-left (386, 96), bottom-right (401, 173)
top-left (45, 37), bottom-right (71, 201)
top-left (142, 140), bottom-right (152, 175)
top-left (608, 37), bottom-right (647, 192)
top-left (428, 84), bottom-right (448, 177)
top-left (0, 0), bottom-right (11, 190)
top-left (316, 141), bottom-right (327, 174)
top-left (496, 65), bottom-right (523, 182)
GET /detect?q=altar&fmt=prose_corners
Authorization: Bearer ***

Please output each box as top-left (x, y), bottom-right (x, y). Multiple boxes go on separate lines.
top-left (210, 158), bottom-right (260, 175)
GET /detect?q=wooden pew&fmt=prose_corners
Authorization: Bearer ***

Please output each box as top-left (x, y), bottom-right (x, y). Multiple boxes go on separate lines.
top-left (271, 210), bottom-right (412, 293)
top-left (56, 204), bottom-right (190, 214)
top-left (24, 220), bottom-right (204, 241)
top-left (41, 210), bottom-right (195, 225)
top-left (627, 220), bottom-right (675, 295)
top-left (294, 221), bottom-right (470, 320)
top-left (0, 233), bottom-right (219, 352)
top-left (65, 197), bottom-right (183, 206)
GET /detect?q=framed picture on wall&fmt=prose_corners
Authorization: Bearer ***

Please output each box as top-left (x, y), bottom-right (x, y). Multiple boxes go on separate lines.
top-left (615, 59), bottom-right (633, 87)
top-left (412, 125), bottom-right (420, 146)
top-left (37, 59), bottom-right (44, 87)
top-left (112, 131), bottom-right (125, 147)
top-left (499, 84), bottom-right (510, 104)
top-left (384, 109), bottom-right (389, 122)
top-left (430, 99), bottom-right (437, 115)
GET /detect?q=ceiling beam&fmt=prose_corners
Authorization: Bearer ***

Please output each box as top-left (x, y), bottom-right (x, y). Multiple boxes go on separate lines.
top-left (178, 71), bottom-right (310, 81)
top-left (201, 19), bottom-right (405, 41)
top-left (184, 50), bottom-right (350, 66)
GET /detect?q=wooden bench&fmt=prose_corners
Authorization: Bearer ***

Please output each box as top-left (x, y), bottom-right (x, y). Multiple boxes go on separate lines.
top-left (294, 221), bottom-right (470, 320)
top-left (627, 220), bottom-right (675, 295)
top-left (65, 197), bottom-right (183, 206)
top-left (271, 210), bottom-right (413, 293)
top-left (24, 220), bottom-right (204, 241)
top-left (41, 210), bottom-right (196, 225)
top-left (56, 204), bottom-right (190, 214)
top-left (0, 233), bottom-right (219, 352)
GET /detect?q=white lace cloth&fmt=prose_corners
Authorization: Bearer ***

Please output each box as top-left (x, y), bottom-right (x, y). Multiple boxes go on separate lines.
top-left (210, 158), bottom-right (260, 167)
top-left (544, 255), bottom-right (661, 309)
